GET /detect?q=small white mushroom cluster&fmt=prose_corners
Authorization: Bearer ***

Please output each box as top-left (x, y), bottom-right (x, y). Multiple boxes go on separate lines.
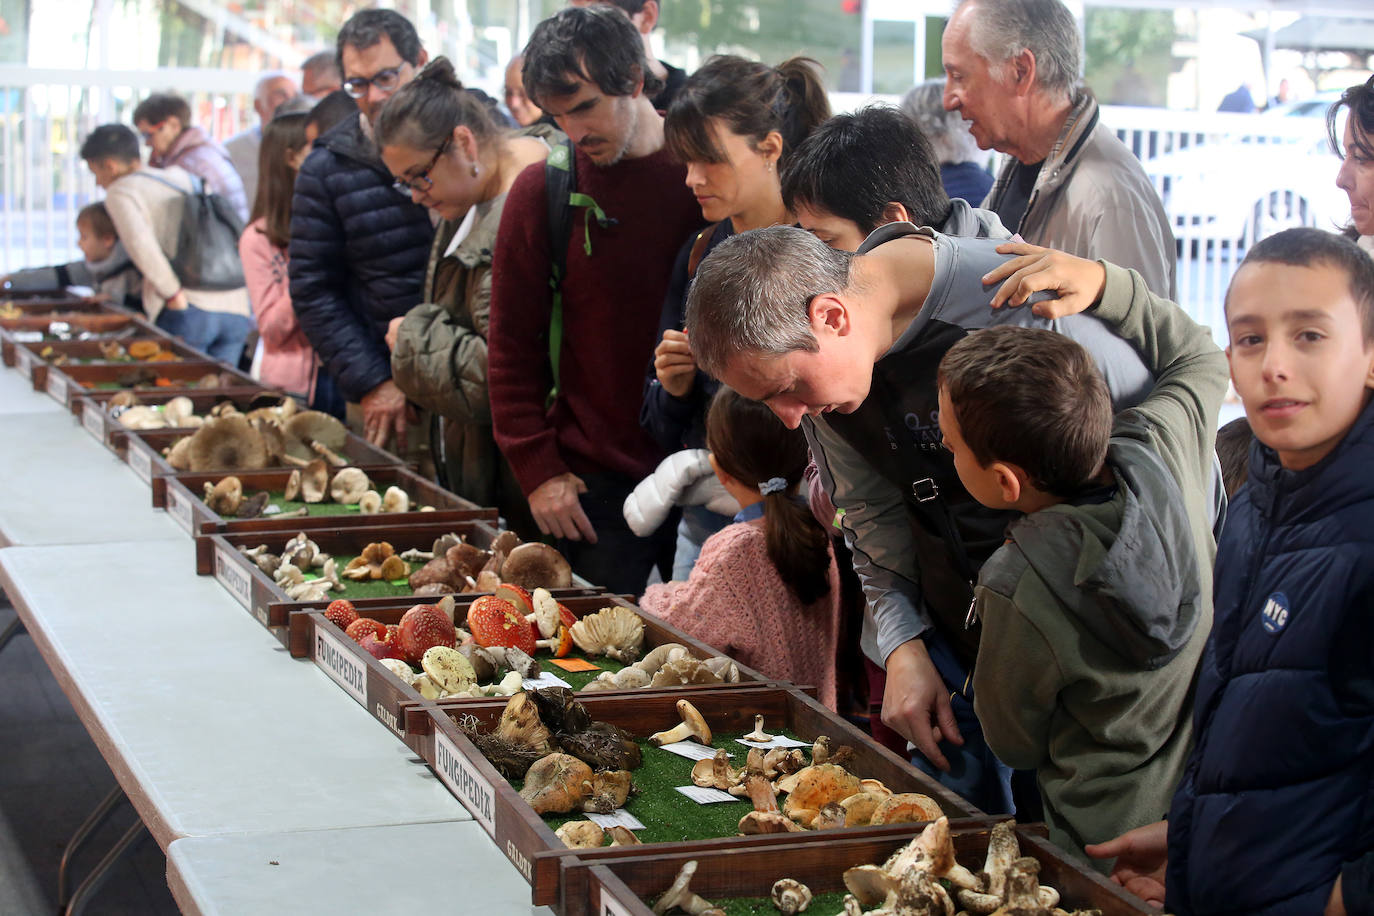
top-left (113, 395), bottom-right (202, 430)
top-left (238, 532), bottom-right (345, 601)
top-left (378, 645), bottom-right (528, 700)
top-left (581, 641), bottom-right (741, 692)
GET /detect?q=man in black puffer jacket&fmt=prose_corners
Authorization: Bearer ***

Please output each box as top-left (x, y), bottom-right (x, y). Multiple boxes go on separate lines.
top-left (289, 9), bottom-right (434, 449)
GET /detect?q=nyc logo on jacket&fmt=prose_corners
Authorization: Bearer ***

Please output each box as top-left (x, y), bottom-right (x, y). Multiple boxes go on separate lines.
top-left (1260, 592), bottom-right (1291, 635)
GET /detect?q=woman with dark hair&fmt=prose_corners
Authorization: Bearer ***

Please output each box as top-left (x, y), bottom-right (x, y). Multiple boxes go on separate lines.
top-left (640, 387), bottom-right (843, 709)
top-left (377, 56), bottom-right (559, 535)
top-left (1330, 74), bottom-right (1374, 255)
top-left (639, 55), bottom-right (830, 578)
top-left (239, 112), bottom-right (339, 412)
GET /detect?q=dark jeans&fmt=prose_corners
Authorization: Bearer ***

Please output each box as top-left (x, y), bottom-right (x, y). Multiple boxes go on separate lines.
top-left (155, 305), bottom-right (254, 366)
top-left (310, 367), bottom-right (346, 419)
top-left (557, 471), bottom-right (678, 597)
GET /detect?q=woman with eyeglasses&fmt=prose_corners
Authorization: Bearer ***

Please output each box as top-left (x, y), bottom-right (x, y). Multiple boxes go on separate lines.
top-left (376, 56), bottom-right (561, 535)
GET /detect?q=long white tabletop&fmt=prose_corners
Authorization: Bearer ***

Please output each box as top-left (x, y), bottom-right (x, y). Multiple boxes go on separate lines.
top-left (0, 411), bottom-right (186, 546)
top-left (0, 361), bottom-right (62, 416)
top-left (167, 823), bottom-right (551, 915)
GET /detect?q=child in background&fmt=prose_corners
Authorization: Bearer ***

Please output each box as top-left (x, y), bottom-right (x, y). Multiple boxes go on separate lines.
top-left (639, 387), bottom-right (843, 710)
top-left (936, 236), bottom-right (1227, 865)
top-left (1084, 227), bottom-right (1374, 915)
top-left (238, 112), bottom-right (340, 415)
top-left (2, 203), bottom-right (142, 308)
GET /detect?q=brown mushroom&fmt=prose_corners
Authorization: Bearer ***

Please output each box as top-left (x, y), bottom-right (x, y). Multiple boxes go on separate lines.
top-left (606, 825), bottom-right (641, 847)
top-left (868, 792), bottom-right (944, 827)
top-left (282, 410), bottom-right (347, 463)
top-left (202, 476), bottom-right (243, 515)
top-left (771, 879), bottom-right (813, 916)
top-left (691, 750), bottom-right (742, 790)
top-left (299, 458), bottom-right (329, 504)
top-left (165, 436), bottom-right (193, 470)
top-left (518, 753), bottom-right (593, 814)
top-left (282, 468), bottom-right (301, 501)
top-left (737, 774), bottom-right (802, 834)
top-left (583, 769), bottom-right (634, 813)
top-left (186, 415), bottom-right (268, 471)
top-left (741, 715), bottom-right (774, 743)
top-left (555, 821), bottom-right (605, 849)
top-left (342, 542), bottom-right (406, 581)
top-left (781, 764), bottom-right (863, 827)
top-left (648, 699), bottom-right (711, 746)
top-left (235, 491), bottom-right (270, 519)
top-left (501, 542), bottom-right (573, 590)
top-left (652, 860), bottom-right (718, 916)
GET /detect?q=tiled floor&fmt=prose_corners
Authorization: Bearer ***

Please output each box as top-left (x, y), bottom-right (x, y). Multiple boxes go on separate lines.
top-left (0, 597), bottom-right (178, 915)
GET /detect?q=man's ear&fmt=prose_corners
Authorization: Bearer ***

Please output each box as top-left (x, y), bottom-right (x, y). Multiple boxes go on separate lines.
top-left (991, 461), bottom-right (1024, 504)
top-left (633, 1), bottom-right (659, 35)
top-left (416, 48), bottom-right (430, 69)
top-left (880, 201), bottom-right (913, 226)
top-left (809, 293), bottom-right (852, 338)
top-left (1011, 49), bottom-right (1037, 97)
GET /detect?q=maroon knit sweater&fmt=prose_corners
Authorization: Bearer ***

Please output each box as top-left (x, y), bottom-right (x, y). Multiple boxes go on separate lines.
top-left (488, 145), bottom-right (703, 495)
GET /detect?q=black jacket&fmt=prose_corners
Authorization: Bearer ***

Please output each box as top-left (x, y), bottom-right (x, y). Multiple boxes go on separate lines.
top-left (288, 113), bottom-right (434, 401)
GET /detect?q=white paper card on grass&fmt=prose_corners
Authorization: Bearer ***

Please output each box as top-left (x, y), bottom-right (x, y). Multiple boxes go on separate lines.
top-left (585, 809), bottom-right (645, 830)
top-left (657, 741), bottom-right (728, 761)
top-left (675, 786), bottom-right (741, 805)
top-left (734, 735), bottom-right (809, 750)
top-left (522, 671), bottom-right (571, 690)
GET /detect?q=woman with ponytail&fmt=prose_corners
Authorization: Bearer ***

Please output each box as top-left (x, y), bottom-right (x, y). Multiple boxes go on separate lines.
top-left (638, 55), bottom-right (831, 578)
top-left (377, 57), bottom-right (561, 536)
top-left (640, 387), bottom-right (842, 710)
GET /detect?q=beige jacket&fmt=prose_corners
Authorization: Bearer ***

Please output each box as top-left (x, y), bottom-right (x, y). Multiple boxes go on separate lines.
top-left (103, 165), bottom-right (250, 322)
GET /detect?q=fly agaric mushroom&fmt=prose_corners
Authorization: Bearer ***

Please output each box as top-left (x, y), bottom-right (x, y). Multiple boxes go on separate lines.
top-left (570, 605), bottom-right (645, 663)
top-left (771, 879), bottom-right (812, 916)
top-left (299, 458), bottom-right (329, 504)
top-left (691, 749), bottom-right (742, 790)
top-left (381, 486), bottom-right (410, 513)
top-left (555, 821), bottom-right (605, 849)
top-left (466, 596), bottom-right (538, 655)
top-left (329, 467), bottom-right (370, 504)
top-left (742, 715), bottom-right (775, 743)
top-left (202, 476), bottom-right (243, 515)
top-left (186, 414), bottom-right (268, 471)
top-left (518, 753), bottom-right (593, 814)
top-left (649, 698), bottom-right (712, 746)
top-left (501, 542), bottom-right (573, 590)
top-left (652, 860), bottom-right (718, 916)
top-left (397, 603), bottom-right (458, 664)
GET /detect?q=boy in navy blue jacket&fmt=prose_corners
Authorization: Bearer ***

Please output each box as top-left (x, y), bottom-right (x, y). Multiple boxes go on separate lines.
top-left (1082, 227), bottom-right (1374, 915)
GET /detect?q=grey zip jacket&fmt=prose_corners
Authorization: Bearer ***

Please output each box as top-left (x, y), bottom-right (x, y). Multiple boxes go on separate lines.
top-left (985, 91), bottom-right (1177, 300)
top-left (805, 222), bottom-right (1154, 667)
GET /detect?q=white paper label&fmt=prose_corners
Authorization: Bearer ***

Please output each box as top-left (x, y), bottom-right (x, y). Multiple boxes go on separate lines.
top-left (127, 442), bottom-right (153, 483)
top-left (584, 809), bottom-right (645, 830)
top-left (522, 671), bottom-right (571, 690)
top-left (14, 349), bottom-right (31, 379)
top-left (314, 626), bottom-right (367, 706)
top-left (213, 543), bottom-right (251, 609)
top-left (433, 729), bottom-right (497, 838)
top-left (675, 785), bottom-right (743, 805)
top-left (165, 487), bottom-right (193, 533)
top-left (11, 331), bottom-right (42, 343)
top-left (734, 735), bottom-right (810, 750)
top-left (82, 404), bottom-right (105, 441)
top-left (46, 372), bottom-right (68, 404)
top-left (600, 890), bottom-right (635, 916)
top-left (657, 741), bottom-right (726, 762)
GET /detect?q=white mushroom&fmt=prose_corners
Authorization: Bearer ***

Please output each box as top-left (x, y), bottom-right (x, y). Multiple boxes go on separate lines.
top-left (329, 467), bottom-right (370, 504)
top-left (771, 879), bottom-right (812, 915)
top-left (742, 715), bottom-right (775, 743)
top-left (357, 490), bottom-right (382, 514)
top-left (569, 605), bottom-right (645, 663)
top-left (381, 486), bottom-right (410, 513)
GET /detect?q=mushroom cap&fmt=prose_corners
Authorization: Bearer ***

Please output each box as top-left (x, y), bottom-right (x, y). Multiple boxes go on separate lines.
top-left (569, 605), bottom-right (646, 660)
top-left (782, 765), bottom-right (863, 823)
top-left (329, 467), bottom-right (370, 504)
top-left (162, 396), bottom-right (195, 426)
top-left (517, 753), bottom-right (593, 815)
top-left (867, 792), bottom-right (943, 827)
top-left (299, 458), bottom-right (329, 503)
top-left (204, 476), bottom-right (243, 515)
top-left (420, 645), bottom-right (476, 694)
top-left (358, 490), bottom-right (381, 513)
top-left (771, 879), bottom-right (814, 916)
top-left (381, 485), bottom-right (410, 513)
top-left (501, 542), bottom-right (573, 590)
top-left (187, 415), bottom-right (268, 471)
top-left (843, 865), bottom-right (898, 909)
top-left (281, 468), bottom-right (301, 501)
top-left (555, 821), bottom-right (605, 849)
top-left (653, 861), bottom-right (701, 916)
top-left (116, 405), bottom-right (166, 430)
top-left (282, 410), bottom-right (347, 461)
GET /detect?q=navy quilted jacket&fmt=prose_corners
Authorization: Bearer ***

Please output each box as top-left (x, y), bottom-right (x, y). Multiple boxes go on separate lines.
top-left (287, 113), bottom-right (434, 402)
top-left (1167, 400), bottom-right (1374, 916)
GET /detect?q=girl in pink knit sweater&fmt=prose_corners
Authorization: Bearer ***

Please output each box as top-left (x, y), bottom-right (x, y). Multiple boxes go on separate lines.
top-left (640, 388), bottom-right (843, 709)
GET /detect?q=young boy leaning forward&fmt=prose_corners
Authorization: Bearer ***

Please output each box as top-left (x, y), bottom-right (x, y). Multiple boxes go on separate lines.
top-left (934, 243), bottom-right (1228, 869)
top-left (1079, 227), bottom-right (1374, 916)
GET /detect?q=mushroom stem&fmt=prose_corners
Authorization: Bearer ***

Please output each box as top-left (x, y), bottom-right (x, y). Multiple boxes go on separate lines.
top-left (310, 439), bottom-right (348, 466)
top-left (648, 699), bottom-right (712, 747)
top-left (741, 714), bottom-right (774, 743)
top-left (271, 506), bottom-right (310, 518)
top-left (278, 453), bottom-right (311, 468)
top-left (652, 860), bottom-right (716, 916)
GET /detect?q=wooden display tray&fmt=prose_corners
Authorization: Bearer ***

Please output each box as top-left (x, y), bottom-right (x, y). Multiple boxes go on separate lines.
top-left (77, 390), bottom-right (290, 454)
top-left (111, 424), bottom-right (400, 501)
top-left (164, 464), bottom-right (493, 556)
top-left (203, 520), bottom-right (505, 632)
top-left (13, 335), bottom-right (205, 390)
top-left (562, 821), bottom-right (1155, 916)
top-left (419, 686), bottom-right (983, 905)
top-left (303, 594), bottom-right (776, 749)
top-left (46, 361), bottom-right (256, 412)
top-left (1, 310), bottom-right (153, 366)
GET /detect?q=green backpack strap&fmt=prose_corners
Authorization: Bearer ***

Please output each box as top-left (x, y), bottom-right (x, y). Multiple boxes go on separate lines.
top-left (543, 139), bottom-right (617, 407)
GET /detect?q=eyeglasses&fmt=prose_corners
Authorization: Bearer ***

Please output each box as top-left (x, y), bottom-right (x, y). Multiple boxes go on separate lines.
top-left (392, 137), bottom-right (451, 196)
top-left (343, 66), bottom-right (406, 99)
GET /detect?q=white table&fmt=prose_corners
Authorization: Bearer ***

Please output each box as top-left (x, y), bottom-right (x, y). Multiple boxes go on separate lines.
top-left (167, 823), bottom-right (551, 915)
top-left (0, 412), bottom-right (184, 546)
top-left (0, 362), bottom-right (62, 416)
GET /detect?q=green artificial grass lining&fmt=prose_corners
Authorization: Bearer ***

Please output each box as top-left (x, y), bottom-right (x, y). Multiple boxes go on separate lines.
top-left (663, 888), bottom-right (849, 916)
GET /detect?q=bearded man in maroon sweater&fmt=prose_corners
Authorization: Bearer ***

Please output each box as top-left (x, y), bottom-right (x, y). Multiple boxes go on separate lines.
top-left (488, 5), bottom-right (703, 595)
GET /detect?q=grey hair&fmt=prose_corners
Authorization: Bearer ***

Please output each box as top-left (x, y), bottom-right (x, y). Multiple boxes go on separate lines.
top-left (901, 78), bottom-right (983, 165)
top-left (685, 227), bottom-right (854, 377)
top-left (955, 0), bottom-right (1081, 97)
top-left (254, 71), bottom-right (292, 101)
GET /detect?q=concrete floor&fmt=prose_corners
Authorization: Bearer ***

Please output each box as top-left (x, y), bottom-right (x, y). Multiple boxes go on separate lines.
top-left (0, 595), bottom-right (178, 915)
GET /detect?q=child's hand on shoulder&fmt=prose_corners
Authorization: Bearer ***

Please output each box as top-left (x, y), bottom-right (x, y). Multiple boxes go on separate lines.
top-left (984, 242), bottom-right (1107, 318)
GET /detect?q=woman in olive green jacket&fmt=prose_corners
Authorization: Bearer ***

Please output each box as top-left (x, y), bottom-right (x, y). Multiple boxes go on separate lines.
top-left (378, 57), bottom-right (560, 537)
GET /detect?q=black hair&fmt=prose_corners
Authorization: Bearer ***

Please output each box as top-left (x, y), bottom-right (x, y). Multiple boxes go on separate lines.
top-left (376, 56), bottom-right (498, 151)
top-left (1215, 417), bottom-right (1253, 499)
top-left (781, 105), bottom-right (950, 234)
top-left (664, 56), bottom-right (830, 169)
top-left (336, 8), bottom-right (423, 72)
top-left (131, 93), bottom-right (190, 129)
top-left (706, 387), bottom-right (833, 606)
top-left (79, 124), bottom-right (140, 164)
top-left (1328, 75), bottom-right (1374, 240)
top-left (521, 6), bottom-right (663, 107)
top-left (77, 202), bottom-right (116, 239)
top-left (305, 90), bottom-right (360, 140)
top-left (593, 0), bottom-right (649, 14)
top-left (1229, 227), bottom-right (1374, 345)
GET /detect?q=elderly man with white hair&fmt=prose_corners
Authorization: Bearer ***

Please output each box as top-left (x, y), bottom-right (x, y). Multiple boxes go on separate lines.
top-left (942, 0), bottom-right (1176, 297)
top-left (225, 71), bottom-right (300, 206)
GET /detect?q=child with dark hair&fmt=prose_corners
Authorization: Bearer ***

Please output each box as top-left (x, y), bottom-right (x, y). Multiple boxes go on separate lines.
top-left (2, 203), bottom-right (141, 308)
top-left (1089, 227), bottom-right (1374, 915)
top-left (639, 386), bottom-right (843, 710)
top-left (936, 242), bottom-right (1228, 866)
